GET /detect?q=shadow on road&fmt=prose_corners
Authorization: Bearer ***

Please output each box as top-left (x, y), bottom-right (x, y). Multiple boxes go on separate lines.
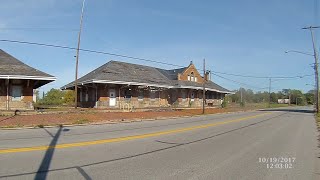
top-left (0, 112), bottom-right (286, 179)
top-left (259, 108), bottom-right (314, 114)
top-left (76, 166), bottom-right (92, 180)
top-left (34, 127), bottom-right (63, 180)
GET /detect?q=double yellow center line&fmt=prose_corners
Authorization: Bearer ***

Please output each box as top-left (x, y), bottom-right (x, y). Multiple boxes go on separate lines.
top-left (0, 112), bottom-right (270, 154)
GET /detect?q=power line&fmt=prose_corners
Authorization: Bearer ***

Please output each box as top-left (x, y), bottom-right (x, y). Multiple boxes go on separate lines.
top-left (0, 39), bottom-right (314, 80)
top-left (211, 72), bottom-right (269, 90)
top-left (0, 39), bottom-right (184, 68)
top-left (211, 70), bottom-right (313, 79)
top-left (0, 27), bottom-right (78, 31)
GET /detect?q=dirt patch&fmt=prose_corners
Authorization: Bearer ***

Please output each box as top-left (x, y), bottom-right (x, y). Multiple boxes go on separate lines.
top-left (0, 107), bottom-right (259, 128)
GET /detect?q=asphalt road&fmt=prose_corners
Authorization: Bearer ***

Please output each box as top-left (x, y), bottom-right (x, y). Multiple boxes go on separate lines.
top-left (0, 106), bottom-right (319, 180)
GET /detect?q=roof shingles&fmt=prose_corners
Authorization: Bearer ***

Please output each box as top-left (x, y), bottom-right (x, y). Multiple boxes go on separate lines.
top-left (63, 60), bottom-right (231, 93)
top-left (0, 49), bottom-right (54, 77)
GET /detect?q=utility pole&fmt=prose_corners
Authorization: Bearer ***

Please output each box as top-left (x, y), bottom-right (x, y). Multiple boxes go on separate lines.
top-left (303, 26), bottom-right (320, 113)
top-left (202, 59), bottom-right (206, 114)
top-left (268, 78), bottom-right (271, 107)
top-left (74, 0), bottom-right (86, 109)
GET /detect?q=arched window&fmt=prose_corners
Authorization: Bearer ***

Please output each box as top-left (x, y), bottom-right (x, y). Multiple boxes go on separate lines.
top-left (191, 72), bottom-right (195, 81)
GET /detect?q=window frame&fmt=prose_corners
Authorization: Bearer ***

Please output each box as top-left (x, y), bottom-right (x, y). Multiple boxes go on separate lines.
top-left (11, 85), bottom-right (22, 101)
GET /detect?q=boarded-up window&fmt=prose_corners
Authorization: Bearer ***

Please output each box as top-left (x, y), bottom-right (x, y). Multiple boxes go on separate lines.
top-left (12, 86), bottom-right (22, 101)
top-left (85, 92), bottom-right (89, 102)
top-left (181, 90), bottom-right (186, 102)
top-left (138, 90), bottom-right (144, 101)
top-left (125, 89), bottom-right (132, 99)
top-left (80, 91), bottom-right (83, 102)
top-left (150, 91), bottom-right (156, 101)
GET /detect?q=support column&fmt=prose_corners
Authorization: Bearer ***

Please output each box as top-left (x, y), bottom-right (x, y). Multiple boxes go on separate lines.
top-left (6, 79), bottom-right (9, 110)
top-left (95, 84), bottom-right (98, 108)
top-left (118, 86), bottom-right (121, 109)
top-left (159, 90), bottom-right (161, 107)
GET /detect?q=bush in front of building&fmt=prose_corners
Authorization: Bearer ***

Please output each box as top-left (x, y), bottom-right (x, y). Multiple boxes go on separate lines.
top-left (221, 99), bottom-right (227, 108)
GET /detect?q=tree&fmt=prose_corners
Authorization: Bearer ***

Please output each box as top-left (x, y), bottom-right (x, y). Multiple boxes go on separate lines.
top-left (270, 92), bottom-right (278, 103)
top-left (63, 90), bottom-right (75, 105)
top-left (289, 89), bottom-right (306, 105)
top-left (305, 93), bottom-right (314, 105)
top-left (39, 88), bottom-right (64, 105)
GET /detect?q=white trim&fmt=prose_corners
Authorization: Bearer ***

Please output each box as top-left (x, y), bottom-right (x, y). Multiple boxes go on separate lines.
top-left (0, 75), bottom-right (56, 81)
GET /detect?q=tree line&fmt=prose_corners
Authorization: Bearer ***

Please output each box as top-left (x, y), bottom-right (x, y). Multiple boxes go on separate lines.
top-left (226, 88), bottom-right (314, 105)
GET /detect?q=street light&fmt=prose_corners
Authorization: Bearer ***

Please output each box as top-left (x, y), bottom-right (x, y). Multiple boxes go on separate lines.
top-left (285, 50), bottom-right (314, 56)
top-left (285, 37), bottom-right (319, 113)
top-left (306, 83), bottom-right (316, 87)
top-left (303, 26), bottom-right (319, 113)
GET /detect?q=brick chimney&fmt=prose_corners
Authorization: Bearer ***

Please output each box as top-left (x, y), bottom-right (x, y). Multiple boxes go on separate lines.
top-left (178, 73), bottom-right (181, 80)
top-left (204, 70), bottom-right (211, 81)
top-left (204, 71), bottom-right (210, 81)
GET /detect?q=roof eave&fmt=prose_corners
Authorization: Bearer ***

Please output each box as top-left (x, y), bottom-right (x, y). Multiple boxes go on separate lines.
top-left (0, 75), bottom-right (56, 81)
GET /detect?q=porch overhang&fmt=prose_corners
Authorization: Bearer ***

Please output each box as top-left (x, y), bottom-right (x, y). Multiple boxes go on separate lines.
top-left (62, 79), bottom-right (234, 94)
top-left (0, 75), bottom-right (56, 89)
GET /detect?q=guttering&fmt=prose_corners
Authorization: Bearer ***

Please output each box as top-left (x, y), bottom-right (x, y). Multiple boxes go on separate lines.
top-left (206, 87), bottom-right (234, 94)
top-left (62, 80), bottom-right (94, 89)
top-left (0, 75), bottom-right (56, 81)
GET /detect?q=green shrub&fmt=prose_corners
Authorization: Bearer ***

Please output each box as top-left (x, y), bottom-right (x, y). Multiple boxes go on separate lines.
top-left (240, 101), bottom-right (245, 107)
top-left (221, 100), bottom-right (227, 108)
top-left (37, 124), bottom-right (45, 128)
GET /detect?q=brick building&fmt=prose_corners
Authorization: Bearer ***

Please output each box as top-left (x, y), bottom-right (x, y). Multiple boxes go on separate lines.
top-left (0, 50), bottom-right (56, 110)
top-left (62, 60), bottom-right (232, 109)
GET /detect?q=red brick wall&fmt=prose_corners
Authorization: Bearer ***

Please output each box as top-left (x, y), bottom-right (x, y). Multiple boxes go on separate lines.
top-left (0, 79), bottom-right (6, 102)
top-left (22, 80), bottom-right (34, 102)
top-left (0, 79), bottom-right (35, 110)
top-left (178, 64), bottom-right (204, 83)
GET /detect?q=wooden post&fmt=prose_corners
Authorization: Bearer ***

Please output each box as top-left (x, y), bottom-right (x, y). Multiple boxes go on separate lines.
top-left (6, 79), bottom-right (9, 110)
top-left (202, 59), bottom-right (206, 114)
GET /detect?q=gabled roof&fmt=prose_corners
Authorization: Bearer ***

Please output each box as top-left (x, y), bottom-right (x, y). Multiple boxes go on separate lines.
top-left (69, 61), bottom-right (170, 86)
top-left (63, 60), bottom-right (232, 93)
top-left (0, 49), bottom-right (56, 88)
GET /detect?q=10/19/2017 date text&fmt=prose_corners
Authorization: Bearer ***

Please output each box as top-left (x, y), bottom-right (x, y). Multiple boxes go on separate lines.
top-left (258, 157), bottom-right (296, 169)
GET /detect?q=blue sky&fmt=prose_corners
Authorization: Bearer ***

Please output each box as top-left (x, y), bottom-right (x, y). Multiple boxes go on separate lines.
top-left (0, 0), bottom-right (318, 93)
